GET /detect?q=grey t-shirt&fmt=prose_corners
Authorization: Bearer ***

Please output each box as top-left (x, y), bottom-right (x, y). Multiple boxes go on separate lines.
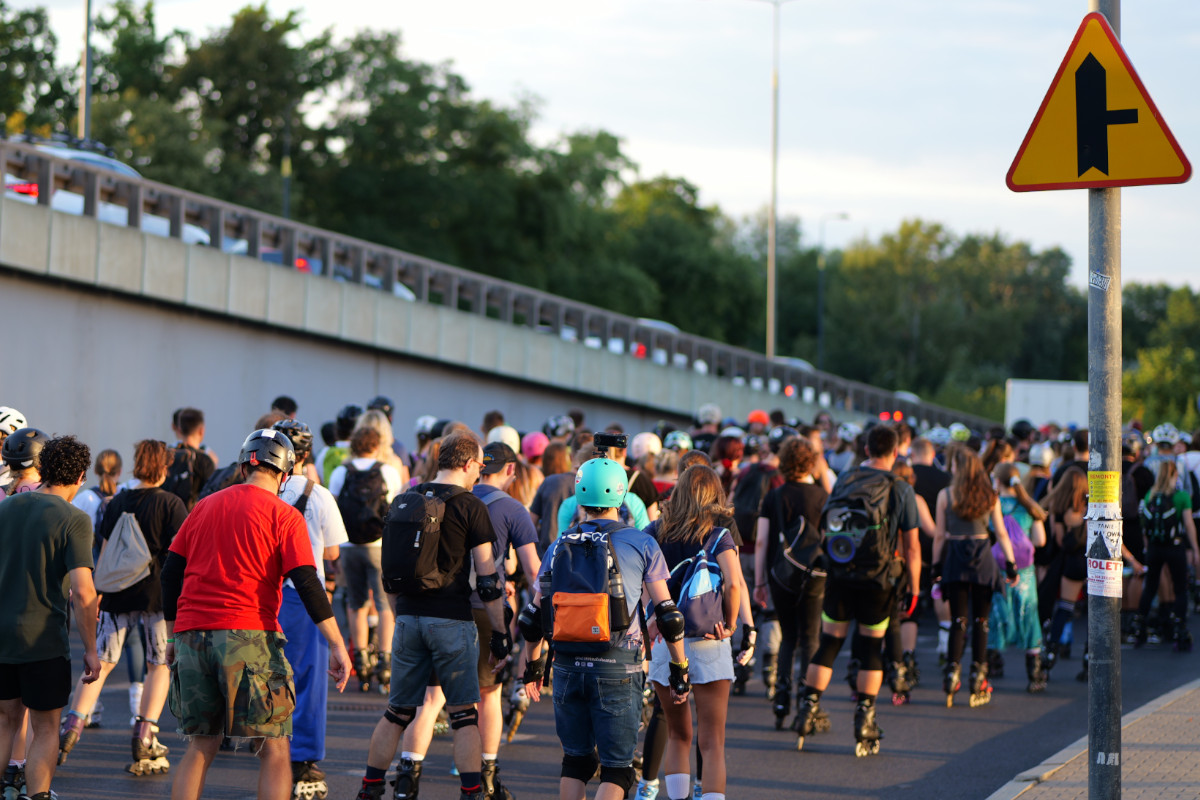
top-left (0, 492), bottom-right (94, 662)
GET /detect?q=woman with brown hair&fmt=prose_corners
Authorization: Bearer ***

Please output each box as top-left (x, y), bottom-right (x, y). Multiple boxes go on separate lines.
top-left (58, 440), bottom-right (187, 774)
top-left (1041, 467), bottom-right (1088, 673)
top-left (529, 441), bottom-right (573, 553)
top-left (933, 447), bottom-right (1018, 708)
top-left (646, 465), bottom-right (746, 800)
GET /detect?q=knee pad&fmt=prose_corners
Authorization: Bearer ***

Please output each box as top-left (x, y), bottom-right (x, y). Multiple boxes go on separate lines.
top-left (599, 765), bottom-right (636, 794)
top-left (951, 616), bottom-right (968, 635)
top-left (383, 705), bottom-right (416, 729)
top-left (852, 632), bottom-right (884, 672)
top-left (812, 633), bottom-right (845, 669)
top-left (974, 618), bottom-right (990, 635)
top-left (448, 708), bottom-right (478, 730)
top-left (561, 752), bottom-right (599, 783)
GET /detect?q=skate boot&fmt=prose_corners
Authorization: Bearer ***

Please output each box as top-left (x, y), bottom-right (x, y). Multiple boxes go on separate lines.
top-left (1129, 613), bottom-right (1147, 648)
top-left (1172, 614), bottom-right (1193, 653)
top-left (354, 648), bottom-right (374, 693)
top-left (902, 650), bottom-right (920, 689)
top-left (844, 658), bottom-right (861, 701)
top-left (943, 662), bottom-right (962, 708)
top-left (889, 661), bottom-right (912, 706)
top-left (1042, 640), bottom-right (1060, 672)
top-left (731, 660), bottom-right (752, 697)
top-left (761, 652), bottom-right (778, 698)
top-left (853, 696), bottom-right (882, 757)
top-left (633, 778), bottom-right (660, 799)
top-left (291, 760), bottom-right (328, 800)
top-left (355, 780), bottom-right (386, 800)
top-left (968, 662), bottom-right (992, 708)
top-left (57, 711), bottom-right (86, 765)
top-left (506, 685), bottom-right (530, 742)
top-left (460, 788), bottom-right (484, 800)
top-left (1025, 652), bottom-right (1048, 694)
top-left (374, 649), bottom-right (391, 695)
top-left (794, 687), bottom-right (831, 750)
top-left (2, 763), bottom-right (25, 800)
top-left (127, 716), bottom-right (170, 775)
top-left (771, 681), bottom-right (791, 730)
top-left (481, 758), bottom-right (513, 800)
top-left (987, 649), bottom-right (1004, 679)
top-left (392, 757), bottom-right (422, 800)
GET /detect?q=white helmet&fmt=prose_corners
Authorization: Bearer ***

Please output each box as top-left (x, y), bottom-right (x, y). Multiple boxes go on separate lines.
top-left (415, 415), bottom-right (438, 437)
top-left (486, 424), bottom-right (521, 454)
top-left (697, 403), bottom-right (722, 426)
top-left (838, 422), bottom-right (862, 442)
top-left (927, 426), bottom-right (951, 447)
top-left (0, 407), bottom-right (26, 436)
top-left (630, 432), bottom-right (663, 461)
top-left (1151, 423), bottom-right (1180, 445)
top-left (1028, 442), bottom-right (1054, 468)
top-left (949, 422), bottom-right (971, 442)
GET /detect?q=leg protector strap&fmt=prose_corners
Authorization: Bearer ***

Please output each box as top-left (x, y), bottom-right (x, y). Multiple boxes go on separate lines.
top-left (383, 705), bottom-right (416, 729)
top-left (853, 632), bottom-right (885, 672)
top-left (562, 752), bottom-right (599, 783)
top-left (599, 766), bottom-right (636, 794)
top-left (812, 633), bottom-right (845, 669)
top-left (448, 708), bottom-right (478, 730)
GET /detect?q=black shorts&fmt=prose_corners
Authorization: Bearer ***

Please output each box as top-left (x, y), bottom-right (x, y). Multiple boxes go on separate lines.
top-left (822, 580), bottom-right (894, 631)
top-left (1061, 551), bottom-right (1087, 582)
top-left (0, 656), bottom-right (72, 711)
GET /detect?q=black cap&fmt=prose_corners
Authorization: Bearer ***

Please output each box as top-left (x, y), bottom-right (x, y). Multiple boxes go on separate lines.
top-left (481, 442), bottom-right (517, 475)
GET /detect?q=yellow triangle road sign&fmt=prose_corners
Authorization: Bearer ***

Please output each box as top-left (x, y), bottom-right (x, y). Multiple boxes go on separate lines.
top-left (1007, 13), bottom-right (1190, 192)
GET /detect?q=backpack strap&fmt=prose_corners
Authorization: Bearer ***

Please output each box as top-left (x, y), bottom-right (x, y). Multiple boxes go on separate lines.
top-left (481, 489), bottom-right (508, 508)
top-left (292, 479), bottom-right (315, 515)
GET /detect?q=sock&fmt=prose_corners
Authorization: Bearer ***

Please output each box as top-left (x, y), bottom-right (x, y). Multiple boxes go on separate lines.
top-left (460, 771), bottom-right (482, 792)
top-left (401, 751), bottom-right (424, 763)
top-left (482, 753), bottom-right (497, 762)
top-left (365, 765), bottom-right (387, 782)
top-left (701, 794), bottom-right (726, 800)
top-left (665, 772), bottom-right (691, 799)
top-left (639, 778), bottom-right (660, 788)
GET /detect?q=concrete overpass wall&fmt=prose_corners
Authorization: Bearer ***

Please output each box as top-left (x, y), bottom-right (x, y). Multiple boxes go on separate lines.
top-left (0, 197), bottom-right (824, 459)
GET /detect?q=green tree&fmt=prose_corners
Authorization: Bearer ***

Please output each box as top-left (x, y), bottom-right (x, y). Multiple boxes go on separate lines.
top-left (91, 0), bottom-right (182, 100)
top-left (1124, 287), bottom-right (1200, 431)
top-left (0, 1), bottom-right (71, 133)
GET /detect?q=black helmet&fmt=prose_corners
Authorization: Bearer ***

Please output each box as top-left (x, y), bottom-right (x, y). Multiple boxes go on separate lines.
top-left (238, 429), bottom-right (296, 474)
top-left (768, 425), bottom-right (799, 453)
top-left (543, 415), bottom-right (575, 439)
top-left (337, 404), bottom-right (363, 428)
top-left (2, 427), bottom-right (49, 469)
top-left (272, 419), bottom-right (313, 458)
top-left (367, 395), bottom-right (395, 419)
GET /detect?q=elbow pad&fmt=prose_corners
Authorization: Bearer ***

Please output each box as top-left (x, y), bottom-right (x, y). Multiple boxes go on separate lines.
top-left (518, 601), bottom-right (544, 644)
top-left (655, 600), bottom-right (686, 643)
top-left (476, 573), bottom-right (503, 603)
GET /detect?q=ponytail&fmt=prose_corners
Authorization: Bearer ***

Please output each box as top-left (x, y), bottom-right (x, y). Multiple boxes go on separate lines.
top-left (995, 462), bottom-right (1047, 522)
top-left (95, 449), bottom-right (122, 496)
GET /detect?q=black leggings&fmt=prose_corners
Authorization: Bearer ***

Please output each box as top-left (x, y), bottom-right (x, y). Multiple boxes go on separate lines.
top-left (944, 582), bottom-right (994, 667)
top-left (770, 575), bottom-right (825, 690)
top-left (1138, 544), bottom-right (1190, 620)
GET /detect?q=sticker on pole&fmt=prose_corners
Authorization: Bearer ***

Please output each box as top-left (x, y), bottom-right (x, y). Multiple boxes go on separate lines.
top-left (1087, 527), bottom-right (1122, 598)
top-left (1007, 12), bottom-right (1191, 191)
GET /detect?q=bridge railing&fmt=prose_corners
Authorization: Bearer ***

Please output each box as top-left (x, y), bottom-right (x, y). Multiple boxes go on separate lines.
top-left (0, 138), bottom-right (994, 430)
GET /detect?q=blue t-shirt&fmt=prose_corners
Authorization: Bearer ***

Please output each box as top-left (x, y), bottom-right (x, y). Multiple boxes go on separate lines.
top-left (539, 519), bottom-right (669, 675)
top-left (471, 484), bottom-right (538, 610)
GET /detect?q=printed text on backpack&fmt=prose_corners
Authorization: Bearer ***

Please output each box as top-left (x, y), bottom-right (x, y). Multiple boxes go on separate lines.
top-left (540, 520), bottom-right (634, 655)
top-left (820, 467), bottom-right (900, 584)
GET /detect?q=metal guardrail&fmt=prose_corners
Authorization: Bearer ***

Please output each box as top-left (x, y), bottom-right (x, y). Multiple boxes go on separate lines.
top-left (0, 138), bottom-right (995, 430)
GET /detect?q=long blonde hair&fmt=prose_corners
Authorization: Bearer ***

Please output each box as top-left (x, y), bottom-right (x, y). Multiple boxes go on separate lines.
top-left (1151, 460), bottom-right (1178, 500)
top-left (657, 465), bottom-right (731, 545)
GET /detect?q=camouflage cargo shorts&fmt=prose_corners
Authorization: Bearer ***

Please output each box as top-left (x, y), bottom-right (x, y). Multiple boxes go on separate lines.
top-left (169, 629), bottom-right (295, 739)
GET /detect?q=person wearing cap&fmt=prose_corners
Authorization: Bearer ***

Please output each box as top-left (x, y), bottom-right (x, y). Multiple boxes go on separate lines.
top-left (162, 429), bottom-right (351, 800)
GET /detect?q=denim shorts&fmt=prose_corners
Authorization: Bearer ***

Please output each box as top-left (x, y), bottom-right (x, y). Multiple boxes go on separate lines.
top-left (339, 545), bottom-right (387, 612)
top-left (552, 667), bottom-right (645, 768)
top-left (648, 637), bottom-right (733, 686)
top-left (389, 616), bottom-right (480, 707)
top-left (98, 611), bottom-right (168, 666)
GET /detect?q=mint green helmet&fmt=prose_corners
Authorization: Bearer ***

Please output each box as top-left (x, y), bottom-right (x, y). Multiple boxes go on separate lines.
top-left (575, 457), bottom-right (628, 508)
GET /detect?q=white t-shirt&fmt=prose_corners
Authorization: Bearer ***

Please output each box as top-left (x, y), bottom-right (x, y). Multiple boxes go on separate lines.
top-left (328, 458), bottom-right (404, 549)
top-left (71, 487), bottom-right (108, 532)
top-left (281, 475), bottom-right (349, 584)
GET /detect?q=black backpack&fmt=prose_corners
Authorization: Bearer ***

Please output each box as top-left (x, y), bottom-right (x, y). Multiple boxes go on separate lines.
top-left (198, 462), bottom-right (243, 501)
top-left (381, 485), bottom-right (466, 593)
top-left (162, 446), bottom-right (203, 511)
top-left (1142, 492), bottom-right (1181, 546)
top-left (337, 462), bottom-right (391, 545)
top-left (770, 512), bottom-right (826, 595)
top-left (819, 467), bottom-right (900, 584)
top-left (731, 464), bottom-right (776, 548)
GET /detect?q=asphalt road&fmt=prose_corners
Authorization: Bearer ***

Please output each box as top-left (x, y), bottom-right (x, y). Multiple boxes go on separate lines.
top-left (44, 613), bottom-right (1200, 800)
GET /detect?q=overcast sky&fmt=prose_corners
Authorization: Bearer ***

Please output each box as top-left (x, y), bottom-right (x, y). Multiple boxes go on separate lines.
top-left (42, 0), bottom-right (1200, 290)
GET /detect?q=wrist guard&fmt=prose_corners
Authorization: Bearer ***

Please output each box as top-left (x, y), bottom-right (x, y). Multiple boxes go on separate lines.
top-left (489, 629), bottom-right (513, 661)
top-left (669, 659), bottom-right (691, 695)
top-left (522, 650), bottom-right (548, 685)
top-left (1005, 560), bottom-right (1019, 581)
top-left (737, 624), bottom-right (757, 657)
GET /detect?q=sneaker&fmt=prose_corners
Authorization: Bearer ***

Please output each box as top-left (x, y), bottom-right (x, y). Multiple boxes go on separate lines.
top-left (692, 784), bottom-right (703, 800)
top-left (635, 779), bottom-right (660, 800)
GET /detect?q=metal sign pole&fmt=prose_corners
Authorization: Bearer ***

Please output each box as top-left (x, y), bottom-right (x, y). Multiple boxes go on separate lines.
top-left (1087, 2), bottom-right (1122, 798)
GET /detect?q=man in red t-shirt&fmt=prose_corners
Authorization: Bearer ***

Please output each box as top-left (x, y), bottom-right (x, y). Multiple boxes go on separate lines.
top-left (162, 429), bottom-right (351, 800)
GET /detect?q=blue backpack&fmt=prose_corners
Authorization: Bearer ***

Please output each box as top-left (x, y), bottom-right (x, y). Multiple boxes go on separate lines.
top-left (540, 520), bottom-right (635, 656)
top-left (667, 527), bottom-right (730, 638)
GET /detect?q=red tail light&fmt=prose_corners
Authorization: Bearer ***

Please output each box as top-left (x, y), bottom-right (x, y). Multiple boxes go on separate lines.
top-left (9, 182), bottom-right (38, 197)
top-left (295, 257), bottom-right (311, 273)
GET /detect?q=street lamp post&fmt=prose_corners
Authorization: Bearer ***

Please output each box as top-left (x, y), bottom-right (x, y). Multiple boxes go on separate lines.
top-left (78, 0), bottom-right (93, 141)
top-left (816, 211), bottom-right (848, 372)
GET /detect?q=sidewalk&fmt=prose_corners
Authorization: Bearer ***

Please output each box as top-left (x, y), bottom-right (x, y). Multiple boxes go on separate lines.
top-left (989, 677), bottom-right (1200, 800)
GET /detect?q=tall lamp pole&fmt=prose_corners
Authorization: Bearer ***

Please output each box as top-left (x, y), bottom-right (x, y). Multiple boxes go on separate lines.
top-left (816, 211), bottom-right (848, 372)
top-left (78, 0), bottom-right (93, 141)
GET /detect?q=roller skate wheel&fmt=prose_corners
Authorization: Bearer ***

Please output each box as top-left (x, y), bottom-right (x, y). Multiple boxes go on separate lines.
top-left (892, 693), bottom-right (909, 706)
top-left (796, 735), bottom-right (806, 751)
top-left (127, 757), bottom-right (170, 775)
top-left (946, 694), bottom-right (954, 708)
top-left (854, 740), bottom-right (880, 757)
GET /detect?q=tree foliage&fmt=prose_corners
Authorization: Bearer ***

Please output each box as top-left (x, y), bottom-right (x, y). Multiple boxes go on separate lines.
top-left (3, 2), bottom-right (1196, 423)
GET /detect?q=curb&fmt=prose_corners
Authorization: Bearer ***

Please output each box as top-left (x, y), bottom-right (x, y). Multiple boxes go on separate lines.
top-left (985, 675), bottom-right (1200, 800)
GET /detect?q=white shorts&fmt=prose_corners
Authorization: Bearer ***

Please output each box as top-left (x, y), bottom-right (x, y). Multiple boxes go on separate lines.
top-left (649, 637), bottom-right (734, 686)
top-left (97, 611), bottom-right (169, 666)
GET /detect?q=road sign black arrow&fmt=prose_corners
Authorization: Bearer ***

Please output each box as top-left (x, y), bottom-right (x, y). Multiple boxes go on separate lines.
top-left (1076, 53), bottom-right (1138, 176)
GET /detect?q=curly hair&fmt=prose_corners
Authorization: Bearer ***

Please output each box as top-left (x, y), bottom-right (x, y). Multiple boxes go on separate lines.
top-left (778, 437), bottom-right (817, 482)
top-left (39, 436), bottom-right (91, 487)
top-left (949, 447), bottom-right (996, 521)
top-left (657, 465), bottom-right (732, 546)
